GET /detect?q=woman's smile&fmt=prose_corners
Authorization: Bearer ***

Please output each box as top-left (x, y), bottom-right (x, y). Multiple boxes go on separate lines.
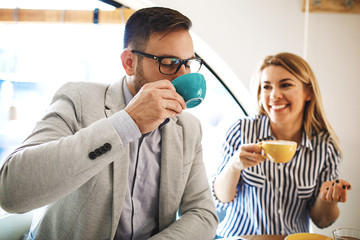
top-left (270, 104), bottom-right (288, 110)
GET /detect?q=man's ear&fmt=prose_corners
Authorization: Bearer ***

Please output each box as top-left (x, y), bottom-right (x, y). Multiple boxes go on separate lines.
top-left (121, 49), bottom-right (136, 76)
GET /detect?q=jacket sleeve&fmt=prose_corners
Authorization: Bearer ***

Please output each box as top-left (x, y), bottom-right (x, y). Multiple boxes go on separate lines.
top-left (0, 83), bottom-right (125, 213)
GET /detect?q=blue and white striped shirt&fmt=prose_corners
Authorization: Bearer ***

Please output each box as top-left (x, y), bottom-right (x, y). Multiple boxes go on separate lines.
top-left (211, 115), bottom-right (340, 237)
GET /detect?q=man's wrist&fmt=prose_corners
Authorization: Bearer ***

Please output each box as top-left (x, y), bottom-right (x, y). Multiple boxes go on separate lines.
top-left (109, 110), bottom-right (141, 145)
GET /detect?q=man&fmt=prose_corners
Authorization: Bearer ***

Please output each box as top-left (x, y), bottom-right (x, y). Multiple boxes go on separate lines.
top-left (0, 7), bottom-right (218, 239)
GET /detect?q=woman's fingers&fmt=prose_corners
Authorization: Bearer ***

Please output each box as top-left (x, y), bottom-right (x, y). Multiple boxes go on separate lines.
top-left (230, 144), bottom-right (265, 171)
top-left (320, 179), bottom-right (352, 203)
top-left (339, 184), bottom-right (348, 202)
top-left (241, 144), bottom-right (262, 154)
top-left (326, 186), bottom-right (334, 201)
top-left (240, 144), bottom-right (265, 163)
top-left (337, 179), bottom-right (351, 202)
top-left (329, 185), bottom-right (341, 202)
top-left (240, 153), bottom-right (265, 169)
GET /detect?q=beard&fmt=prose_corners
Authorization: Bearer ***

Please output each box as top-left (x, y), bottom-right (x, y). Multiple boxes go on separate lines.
top-left (133, 60), bottom-right (148, 94)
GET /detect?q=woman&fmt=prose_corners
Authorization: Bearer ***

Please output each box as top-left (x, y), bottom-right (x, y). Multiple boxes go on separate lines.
top-left (212, 52), bottom-right (352, 237)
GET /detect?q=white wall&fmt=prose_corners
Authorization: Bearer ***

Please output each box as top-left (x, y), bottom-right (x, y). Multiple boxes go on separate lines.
top-left (147, 0), bottom-right (360, 236)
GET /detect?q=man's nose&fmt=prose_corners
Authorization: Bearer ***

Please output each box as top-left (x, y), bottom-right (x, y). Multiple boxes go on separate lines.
top-left (172, 64), bottom-right (190, 79)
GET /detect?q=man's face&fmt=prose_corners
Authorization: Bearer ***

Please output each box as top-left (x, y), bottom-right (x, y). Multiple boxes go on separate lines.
top-left (132, 30), bottom-right (194, 93)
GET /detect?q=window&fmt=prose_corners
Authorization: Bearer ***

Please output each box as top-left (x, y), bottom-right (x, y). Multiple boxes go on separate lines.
top-left (188, 63), bottom-right (246, 177)
top-left (0, 23), bottom-right (126, 167)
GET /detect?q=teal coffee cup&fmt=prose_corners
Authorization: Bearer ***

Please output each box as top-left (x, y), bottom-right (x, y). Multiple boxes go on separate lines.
top-left (171, 73), bottom-right (206, 108)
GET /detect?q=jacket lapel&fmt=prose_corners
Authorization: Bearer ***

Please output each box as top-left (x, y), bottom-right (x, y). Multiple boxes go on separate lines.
top-left (104, 78), bottom-right (130, 238)
top-left (158, 119), bottom-right (183, 230)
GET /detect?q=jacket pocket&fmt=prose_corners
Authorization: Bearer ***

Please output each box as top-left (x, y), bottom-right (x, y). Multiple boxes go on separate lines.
top-left (297, 183), bottom-right (316, 199)
top-left (242, 169), bottom-right (266, 188)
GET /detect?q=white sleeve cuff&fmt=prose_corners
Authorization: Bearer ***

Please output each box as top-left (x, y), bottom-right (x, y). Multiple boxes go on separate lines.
top-left (108, 110), bottom-right (141, 145)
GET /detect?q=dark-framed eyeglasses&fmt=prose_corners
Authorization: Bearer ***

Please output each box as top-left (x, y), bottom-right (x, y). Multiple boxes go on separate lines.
top-left (131, 50), bottom-right (203, 75)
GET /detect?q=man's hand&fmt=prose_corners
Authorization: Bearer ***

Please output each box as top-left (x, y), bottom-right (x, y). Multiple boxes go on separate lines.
top-left (125, 80), bottom-right (186, 134)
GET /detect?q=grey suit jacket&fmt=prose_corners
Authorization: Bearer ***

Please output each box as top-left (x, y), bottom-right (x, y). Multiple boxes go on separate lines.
top-left (0, 79), bottom-right (218, 239)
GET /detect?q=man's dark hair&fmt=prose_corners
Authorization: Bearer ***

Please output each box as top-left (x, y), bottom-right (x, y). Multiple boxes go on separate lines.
top-left (124, 7), bottom-right (192, 50)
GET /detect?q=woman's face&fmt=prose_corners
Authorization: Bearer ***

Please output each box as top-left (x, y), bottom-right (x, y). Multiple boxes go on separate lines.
top-left (260, 66), bottom-right (311, 128)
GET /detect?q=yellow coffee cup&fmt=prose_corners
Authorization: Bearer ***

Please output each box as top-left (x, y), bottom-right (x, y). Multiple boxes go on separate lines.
top-left (260, 140), bottom-right (297, 163)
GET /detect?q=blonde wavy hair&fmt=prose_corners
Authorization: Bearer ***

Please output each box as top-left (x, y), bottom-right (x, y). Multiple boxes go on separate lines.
top-left (256, 52), bottom-right (341, 156)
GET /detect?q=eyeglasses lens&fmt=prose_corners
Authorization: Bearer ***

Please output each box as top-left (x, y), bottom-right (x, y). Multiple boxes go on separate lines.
top-left (159, 58), bottom-right (202, 75)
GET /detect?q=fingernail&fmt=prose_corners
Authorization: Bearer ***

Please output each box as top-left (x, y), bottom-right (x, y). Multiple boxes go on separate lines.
top-left (326, 187), bottom-right (329, 190)
top-left (336, 180), bottom-right (339, 183)
top-left (332, 182), bottom-right (335, 186)
top-left (347, 185), bottom-right (351, 189)
top-left (342, 185), bottom-right (346, 189)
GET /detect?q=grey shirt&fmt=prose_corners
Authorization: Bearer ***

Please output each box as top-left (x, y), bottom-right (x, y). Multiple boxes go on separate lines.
top-left (109, 80), bottom-right (167, 239)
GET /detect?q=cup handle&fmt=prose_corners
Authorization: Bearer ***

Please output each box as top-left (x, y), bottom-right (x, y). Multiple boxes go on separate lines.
top-left (256, 142), bottom-right (267, 159)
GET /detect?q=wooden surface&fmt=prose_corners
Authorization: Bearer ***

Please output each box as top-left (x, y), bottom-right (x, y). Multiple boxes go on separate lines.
top-left (0, 8), bottom-right (134, 24)
top-left (302, 0), bottom-right (360, 13)
top-left (241, 235), bottom-right (286, 240)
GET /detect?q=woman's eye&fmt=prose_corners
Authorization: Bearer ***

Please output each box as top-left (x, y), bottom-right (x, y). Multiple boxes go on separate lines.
top-left (262, 85), bottom-right (271, 90)
top-left (281, 83), bottom-right (292, 88)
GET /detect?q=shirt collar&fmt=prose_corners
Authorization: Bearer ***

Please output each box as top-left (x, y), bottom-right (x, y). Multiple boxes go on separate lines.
top-left (257, 115), bottom-right (313, 150)
top-left (300, 131), bottom-right (313, 150)
top-left (122, 78), bottom-right (133, 106)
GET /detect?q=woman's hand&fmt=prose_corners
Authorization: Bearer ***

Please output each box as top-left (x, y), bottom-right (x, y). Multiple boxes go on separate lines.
top-left (318, 179), bottom-right (352, 203)
top-left (214, 143), bottom-right (265, 203)
top-left (230, 143), bottom-right (266, 171)
top-left (311, 179), bottom-right (352, 228)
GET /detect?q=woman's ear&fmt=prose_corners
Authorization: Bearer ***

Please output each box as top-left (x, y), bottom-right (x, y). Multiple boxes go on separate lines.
top-left (305, 86), bottom-right (312, 101)
top-left (121, 49), bottom-right (136, 76)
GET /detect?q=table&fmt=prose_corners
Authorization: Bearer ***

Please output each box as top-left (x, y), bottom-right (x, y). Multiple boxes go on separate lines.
top-left (241, 235), bottom-right (286, 240)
